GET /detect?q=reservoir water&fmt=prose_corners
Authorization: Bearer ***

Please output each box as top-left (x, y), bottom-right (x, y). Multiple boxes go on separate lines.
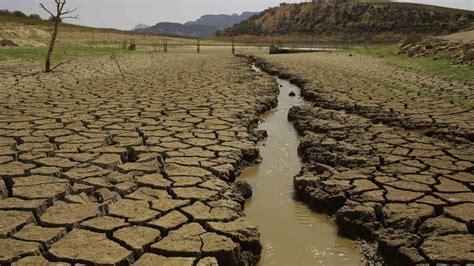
top-left (238, 65), bottom-right (361, 265)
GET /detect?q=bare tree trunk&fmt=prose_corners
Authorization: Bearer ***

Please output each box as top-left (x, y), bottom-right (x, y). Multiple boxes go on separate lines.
top-left (45, 18), bottom-right (60, 73)
top-left (40, 0), bottom-right (78, 73)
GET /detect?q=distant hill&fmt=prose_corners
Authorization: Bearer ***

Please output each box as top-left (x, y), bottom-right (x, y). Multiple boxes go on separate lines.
top-left (134, 22), bottom-right (219, 38)
top-left (185, 12), bottom-right (259, 30)
top-left (217, 2), bottom-right (474, 44)
top-left (133, 11), bottom-right (259, 38)
top-left (131, 23), bottom-right (150, 31)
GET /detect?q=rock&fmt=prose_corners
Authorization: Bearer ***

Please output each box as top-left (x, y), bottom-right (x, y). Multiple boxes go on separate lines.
top-left (0, 198), bottom-right (48, 217)
top-left (0, 239), bottom-right (42, 264)
top-left (135, 173), bottom-right (172, 189)
top-left (118, 161), bottom-right (160, 173)
top-left (382, 203), bottom-right (434, 232)
top-left (232, 181), bottom-right (253, 199)
top-left (164, 163), bottom-right (213, 178)
top-left (113, 226), bottom-right (161, 256)
top-left (436, 177), bottom-right (470, 192)
top-left (35, 157), bottom-right (78, 169)
top-left (201, 232), bottom-right (241, 265)
top-left (0, 162), bottom-right (35, 176)
top-left (79, 216), bottom-right (128, 233)
top-left (197, 257), bottom-right (219, 266)
top-left (299, 185), bottom-right (347, 214)
top-left (384, 187), bottom-right (424, 202)
top-left (207, 218), bottom-right (262, 255)
top-left (420, 234), bottom-right (474, 264)
top-left (134, 253), bottom-right (195, 266)
top-left (109, 199), bottom-right (159, 224)
top-left (13, 224), bottom-right (66, 248)
top-left (209, 164), bottom-right (236, 181)
top-left (1, 39), bottom-right (18, 47)
top-left (148, 210), bottom-right (188, 233)
top-left (418, 216), bottom-right (468, 237)
top-left (169, 176), bottom-right (203, 187)
top-left (40, 202), bottom-right (100, 228)
top-left (445, 203), bottom-right (474, 223)
top-left (397, 246), bottom-right (426, 265)
top-left (150, 198), bottom-right (190, 213)
top-left (377, 229), bottom-right (421, 262)
top-left (12, 182), bottom-right (70, 200)
top-left (63, 165), bottom-right (111, 181)
top-left (0, 210), bottom-right (36, 238)
top-left (126, 187), bottom-right (171, 201)
top-left (171, 187), bottom-right (218, 201)
top-left (91, 154), bottom-right (122, 169)
top-left (48, 229), bottom-right (133, 265)
top-left (12, 256), bottom-right (69, 265)
top-left (181, 201), bottom-right (240, 222)
top-left (151, 223), bottom-right (205, 257)
top-left (335, 204), bottom-right (379, 240)
top-left (0, 179), bottom-right (8, 199)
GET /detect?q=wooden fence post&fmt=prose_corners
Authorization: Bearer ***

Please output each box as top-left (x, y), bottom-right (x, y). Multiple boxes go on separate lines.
top-left (232, 40), bottom-right (235, 55)
top-left (197, 39), bottom-right (200, 54)
top-left (163, 39), bottom-right (168, 52)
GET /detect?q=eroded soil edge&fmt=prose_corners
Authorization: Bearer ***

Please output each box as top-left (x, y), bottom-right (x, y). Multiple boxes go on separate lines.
top-left (247, 55), bottom-right (474, 265)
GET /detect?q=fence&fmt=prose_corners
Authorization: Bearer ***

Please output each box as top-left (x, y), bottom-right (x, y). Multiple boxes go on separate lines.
top-left (126, 38), bottom-right (348, 54)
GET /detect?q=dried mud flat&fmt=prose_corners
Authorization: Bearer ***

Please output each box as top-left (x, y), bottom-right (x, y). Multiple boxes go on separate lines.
top-left (252, 52), bottom-right (474, 265)
top-left (0, 52), bottom-right (279, 265)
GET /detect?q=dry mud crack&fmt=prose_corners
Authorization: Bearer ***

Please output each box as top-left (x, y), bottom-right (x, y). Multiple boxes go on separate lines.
top-left (0, 53), bottom-right (279, 265)
top-left (250, 53), bottom-right (474, 265)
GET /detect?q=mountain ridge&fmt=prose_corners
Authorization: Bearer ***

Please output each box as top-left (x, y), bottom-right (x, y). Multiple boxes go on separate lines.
top-left (217, 2), bottom-right (474, 43)
top-left (184, 12), bottom-right (259, 30)
top-left (131, 23), bottom-right (150, 31)
top-left (133, 11), bottom-right (259, 38)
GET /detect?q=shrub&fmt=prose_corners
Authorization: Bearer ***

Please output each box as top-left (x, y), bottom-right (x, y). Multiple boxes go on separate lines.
top-left (29, 14), bottom-right (41, 19)
top-left (13, 10), bottom-right (26, 17)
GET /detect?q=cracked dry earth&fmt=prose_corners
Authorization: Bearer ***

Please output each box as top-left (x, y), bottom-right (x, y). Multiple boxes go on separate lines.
top-left (0, 53), bottom-right (278, 265)
top-left (252, 53), bottom-right (474, 265)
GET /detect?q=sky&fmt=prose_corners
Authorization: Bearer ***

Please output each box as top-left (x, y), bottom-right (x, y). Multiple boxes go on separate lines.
top-left (1, 0), bottom-right (473, 30)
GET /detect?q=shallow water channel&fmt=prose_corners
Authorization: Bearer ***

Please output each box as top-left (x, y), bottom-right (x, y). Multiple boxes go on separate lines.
top-left (238, 66), bottom-right (361, 265)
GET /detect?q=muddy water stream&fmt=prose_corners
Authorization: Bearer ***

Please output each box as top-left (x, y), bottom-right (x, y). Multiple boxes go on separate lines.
top-left (238, 66), bottom-right (361, 265)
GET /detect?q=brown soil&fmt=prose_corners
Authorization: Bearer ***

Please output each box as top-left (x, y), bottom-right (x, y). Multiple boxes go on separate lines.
top-left (0, 50), bottom-right (278, 265)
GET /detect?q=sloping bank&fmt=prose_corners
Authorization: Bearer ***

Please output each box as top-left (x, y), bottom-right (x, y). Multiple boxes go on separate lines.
top-left (246, 55), bottom-right (474, 265)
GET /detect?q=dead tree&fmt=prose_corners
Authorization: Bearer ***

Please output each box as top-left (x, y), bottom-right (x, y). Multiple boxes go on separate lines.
top-left (40, 0), bottom-right (78, 72)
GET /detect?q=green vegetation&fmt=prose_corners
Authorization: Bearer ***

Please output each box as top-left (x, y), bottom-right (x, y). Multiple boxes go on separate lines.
top-left (0, 47), bottom-right (145, 62)
top-left (346, 45), bottom-right (474, 83)
top-left (346, 45), bottom-right (473, 107)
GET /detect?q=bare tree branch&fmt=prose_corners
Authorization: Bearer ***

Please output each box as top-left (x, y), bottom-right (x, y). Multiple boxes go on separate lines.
top-left (50, 58), bottom-right (74, 72)
top-left (39, 3), bottom-right (55, 18)
top-left (61, 7), bottom-right (79, 15)
top-left (111, 51), bottom-right (125, 80)
top-left (62, 15), bottom-right (79, 19)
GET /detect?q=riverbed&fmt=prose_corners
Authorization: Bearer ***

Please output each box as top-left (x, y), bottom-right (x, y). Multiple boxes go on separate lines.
top-left (238, 66), bottom-right (361, 265)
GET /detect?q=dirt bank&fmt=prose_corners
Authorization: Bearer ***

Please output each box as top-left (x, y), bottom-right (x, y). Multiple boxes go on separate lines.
top-left (249, 54), bottom-right (474, 265)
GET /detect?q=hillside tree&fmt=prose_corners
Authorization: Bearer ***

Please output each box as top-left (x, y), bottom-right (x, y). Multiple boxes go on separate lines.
top-left (40, 0), bottom-right (78, 72)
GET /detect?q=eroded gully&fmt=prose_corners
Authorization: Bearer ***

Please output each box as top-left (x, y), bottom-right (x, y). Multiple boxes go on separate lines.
top-left (238, 65), bottom-right (362, 265)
